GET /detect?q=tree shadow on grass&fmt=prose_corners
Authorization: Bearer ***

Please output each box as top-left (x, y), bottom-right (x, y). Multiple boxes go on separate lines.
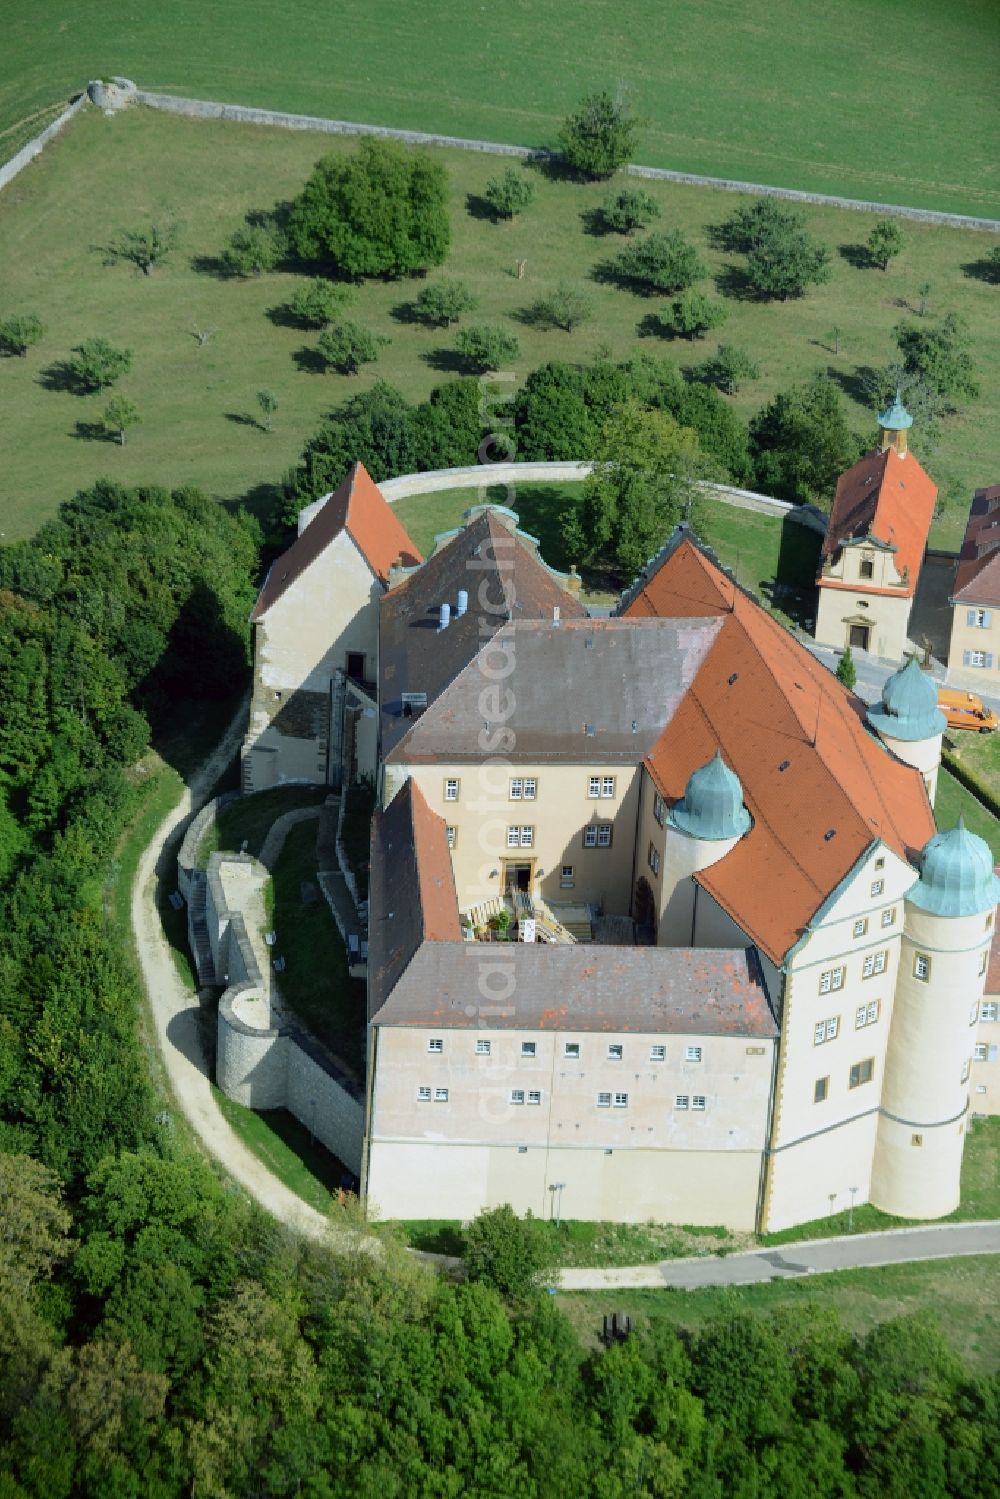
top-left (265, 302), bottom-right (304, 330)
top-left (389, 300), bottom-right (427, 327)
top-left (224, 412), bottom-right (265, 431)
top-left (827, 362), bottom-right (880, 408)
top-left (465, 192), bottom-right (499, 223)
top-left (421, 347), bottom-right (470, 374)
top-left (962, 257), bottom-right (1000, 286)
top-left (71, 420), bottom-right (114, 442)
top-left (636, 311), bottom-right (672, 340)
top-left (291, 346), bottom-right (328, 375)
top-left (189, 253), bottom-right (230, 278)
top-left (580, 206), bottom-right (614, 237)
top-left (838, 242), bottom-right (872, 270)
top-left (523, 148), bottom-right (581, 183)
top-left (37, 360), bottom-right (88, 394)
top-left (712, 263), bottom-right (757, 301)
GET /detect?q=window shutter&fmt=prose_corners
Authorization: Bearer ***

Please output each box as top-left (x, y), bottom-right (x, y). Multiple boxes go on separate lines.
top-left (987, 654), bottom-right (995, 669)
top-left (989, 1045), bottom-right (998, 1062)
top-left (963, 650), bottom-right (972, 666)
top-left (968, 609), bottom-right (977, 626)
top-left (986, 610), bottom-right (993, 626)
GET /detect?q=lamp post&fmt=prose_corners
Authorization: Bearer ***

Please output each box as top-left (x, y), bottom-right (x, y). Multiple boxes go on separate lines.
top-left (828, 1192), bottom-right (837, 1220)
top-left (549, 1181), bottom-right (567, 1229)
top-left (848, 1186), bottom-right (859, 1232)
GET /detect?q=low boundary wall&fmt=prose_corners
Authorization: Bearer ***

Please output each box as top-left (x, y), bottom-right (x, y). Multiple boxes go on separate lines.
top-left (0, 93), bottom-right (88, 192)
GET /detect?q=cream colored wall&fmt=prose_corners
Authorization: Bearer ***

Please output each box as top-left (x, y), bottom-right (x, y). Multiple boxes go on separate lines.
top-left (366, 1025), bottom-right (773, 1226)
top-left (870, 904), bottom-right (994, 1218)
top-left (947, 604), bottom-right (1000, 677)
top-left (761, 843), bottom-right (914, 1231)
top-left (824, 544), bottom-right (904, 591)
top-left (875, 730), bottom-right (943, 806)
top-left (971, 999), bottom-right (1000, 1115)
top-left (634, 769), bottom-right (747, 946)
top-left (400, 761), bottom-right (642, 913)
top-left (259, 532), bottom-right (378, 694)
top-left (814, 583), bottom-right (912, 659)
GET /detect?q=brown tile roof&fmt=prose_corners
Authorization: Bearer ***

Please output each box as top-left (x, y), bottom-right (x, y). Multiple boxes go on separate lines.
top-left (818, 446), bottom-right (937, 598)
top-left (371, 942), bottom-right (777, 1038)
top-left (250, 462), bottom-right (422, 620)
top-left (386, 615), bottom-right (723, 764)
top-left (367, 777), bottom-right (461, 1022)
top-left (952, 486), bottom-right (1000, 606)
top-left (625, 532), bottom-right (935, 964)
top-left (380, 509), bottom-right (587, 758)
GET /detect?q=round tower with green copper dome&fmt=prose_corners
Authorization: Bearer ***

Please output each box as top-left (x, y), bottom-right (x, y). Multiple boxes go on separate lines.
top-left (656, 752), bottom-right (752, 945)
top-left (669, 751), bottom-right (751, 840)
top-left (871, 818), bottom-right (1000, 1220)
top-left (866, 656), bottom-right (945, 805)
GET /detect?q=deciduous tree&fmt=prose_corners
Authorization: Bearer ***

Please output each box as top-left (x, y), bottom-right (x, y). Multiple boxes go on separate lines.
top-left (104, 222), bottom-right (177, 275)
top-left (221, 220), bottom-right (284, 277)
top-left (610, 230), bottom-right (706, 294)
top-left (559, 90), bottom-right (641, 178)
top-left (317, 320), bottom-right (389, 374)
top-left (103, 394), bottom-right (141, 445)
top-left (749, 374), bottom-right (862, 503)
top-left (484, 167), bottom-right (535, 220)
top-left (528, 282), bottom-right (593, 332)
top-left (602, 187), bottom-right (660, 234)
top-left (413, 279), bottom-right (478, 327)
top-left (660, 287), bottom-right (728, 339)
top-left (0, 312), bottom-right (44, 356)
top-left (68, 337), bottom-right (133, 392)
top-left (455, 322), bottom-right (520, 371)
top-left (464, 1204), bottom-right (556, 1300)
top-left (288, 277), bottom-right (351, 327)
top-left (696, 342), bottom-right (760, 394)
top-left (867, 218), bottom-right (904, 271)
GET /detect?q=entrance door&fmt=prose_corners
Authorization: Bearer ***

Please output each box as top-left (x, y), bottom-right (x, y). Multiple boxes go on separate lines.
top-left (504, 863), bottom-right (532, 894)
top-left (346, 652), bottom-right (365, 683)
top-left (849, 624), bottom-right (870, 651)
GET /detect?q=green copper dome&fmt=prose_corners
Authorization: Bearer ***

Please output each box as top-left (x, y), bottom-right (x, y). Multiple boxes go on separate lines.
top-left (669, 751), bottom-right (751, 841)
top-left (906, 818), bottom-right (1000, 918)
top-left (879, 386), bottom-right (913, 432)
top-left (866, 657), bottom-right (946, 742)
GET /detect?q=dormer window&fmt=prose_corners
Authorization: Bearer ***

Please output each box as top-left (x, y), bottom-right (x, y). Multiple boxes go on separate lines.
top-left (859, 556), bottom-right (874, 580)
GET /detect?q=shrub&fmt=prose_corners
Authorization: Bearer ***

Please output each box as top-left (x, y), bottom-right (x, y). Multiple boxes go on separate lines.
top-left (221, 220), bottom-right (284, 277)
top-left (464, 1204), bottom-right (556, 1300)
top-left (602, 187), bottom-right (660, 234)
top-left (484, 168), bottom-right (535, 220)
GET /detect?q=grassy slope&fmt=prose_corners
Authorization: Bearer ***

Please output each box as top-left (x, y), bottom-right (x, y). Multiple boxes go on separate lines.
top-left (557, 1256), bottom-right (1000, 1373)
top-left (196, 784), bottom-right (328, 867)
top-left (4, 2), bottom-right (999, 214)
top-left (2, 108), bottom-right (999, 545)
top-left (936, 769), bottom-right (1000, 858)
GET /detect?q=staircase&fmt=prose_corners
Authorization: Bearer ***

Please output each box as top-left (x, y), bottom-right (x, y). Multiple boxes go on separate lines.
top-left (186, 871), bottom-right (218, 986)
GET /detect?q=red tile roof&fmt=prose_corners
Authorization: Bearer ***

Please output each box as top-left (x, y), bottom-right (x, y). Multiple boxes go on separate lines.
top-left (952, 485), bottom-right (1000, 607)
top-left (250, 462), bottom-right (422, 620)
top-left (818, 446), bottom-right (937, 599)
top-left (625, 533), bottom-right (935, 964)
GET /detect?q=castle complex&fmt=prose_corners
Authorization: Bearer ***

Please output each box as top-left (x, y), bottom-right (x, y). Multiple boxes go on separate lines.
top-left (237, 457), bottom-right (1000, 1233)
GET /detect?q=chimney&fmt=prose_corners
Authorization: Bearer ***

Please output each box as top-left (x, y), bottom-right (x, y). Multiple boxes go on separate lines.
top-left (456, 589), bottom-right (468, 617)
top-left (438, 602), bottom-right (451, 632)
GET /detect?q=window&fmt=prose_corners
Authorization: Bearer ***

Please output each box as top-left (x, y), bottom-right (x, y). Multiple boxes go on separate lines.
top-left (881, 907), bottom-right (896, 928)
top-left (444, 778), bottom-right (459, 802)
top-left (855, 1001), bottom-right (880, 1029)
top-left (853, 918), bottom-right (868, 938)
top-left (912, 1133), bottom-right (923, 1147)
top-left (870, 879), bottom-right (884, 897)
top-left (588, 776), bottom-right (601, 799)
top-left (692, 1095), bottom-right (706, 1111)
top-left (650, 1044), bottom-right (666, 1062)
top-left (613, 1092), bottom-right (629, 1108)
top-left (584, 824), bottom-right (612, 848)
top-left (875, 856), bottom-right (885, 870)
top-left (597, 1092), bottom-right (611, 1108)
top-left (976, 1085), bottom-right (988, 1095)
top-left (815, 1017), bottom-right (840, 1044)
top-left (417, 1086), bottom-right (431, 1102)
top-left (980, 950), bottom-right (989, 976)
top-left (510, 1089), bottom-right (525, 1105)
top-left (509, 777), bottom-right (537, 800)
top-left (862, 950), bottom-right (888, 979)
top-left (601, 776), bottom-right (616, 799)
top-left (964, 649), bottom-right (994, 669)
top-left (564, 1042), bottom-right (581, 1059)
top-left (521, 1042), bottom-right (536, 1058)
top-left (819, 967), bottom-right (845, 994)
top-left (859, 557), bottom-right (874, 580)
top-left (446, 826), bottom-right (457, 849)
top-left (982, 1002), bottom-right (998, 1022)
top-left (814, 1076), bottom-right (829, 1103)
top-left (849, 1058), bottom-right (875, 1089)
top-left (969, 608), bottom-right (993, 629)
top-left (560, 864), bottom-right (575, 887)
top-left (607, 1043), bottom-right (623, 1061)
top-left (987, 912), bottom-right (994, 930)
top-left (914, 953), bottom-right (931, 981)
top-left (685, 1045), bottom-right (703, 1063)
top-left (974, 1044), bottom-right (988, 1061)
top-left (428, 1038), bottom-right (443, 1053)
top-left (675, 1095), bottom-right (690, 1110)
top-left (653, 792), bottom-right (667, 827)
top-left (648, 842), bottom-right (661, 876)
top-left (476, 1039), bottom-right (491, 1056)
top-left (528, 1090), bottom-right (542, 1105)
top-left (434, 1088), bottom-right (449, 1102)
top-left (507, 825), bottom-right (534, 848)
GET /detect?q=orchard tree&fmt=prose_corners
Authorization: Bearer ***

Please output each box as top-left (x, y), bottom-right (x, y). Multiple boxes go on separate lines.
top-left (221, 220), bottom-right (284, 277)
top-left (288, 278), bottom-right (350, 327)
top-left (559, 90), bottom-right (641, 178)
top-left (102, 395), bottom-right (140, 445)
top-left (69, 337), bottom-right (133, 392)
top-left (290, 138), bottom-right (450, 277)
top-left (697, 343), bottom-right (760, 394)
top-left (718, 196), bottom-right (799, 253)
top-left (660, 288), bottom-right (727, 340)
top-left (317, 320), bottom-right (389, 374)
top-left (529, 282), bottom-right (593, 332)
top-left (611, 230), bottom-right (706, 294)
top-left (894, 312), bottom-right (979, 406)
top-left (0, 312), bottom-right (44, 357)
top-left (749, 374), bottom-right (862, 503)
top-left (745, 223), bottom-right (831, 299)
top-left (256, 390), bottom-right (277, 431)
top-left (104, 221), bottom-right (176, 275)
top-left (602, 187), bottom-right (660, 234)
top-left (484, 167), bottom-right (535, 220)
top-left (867, 218), bottom-right (903, 270)
top-left (455, 323), bottom-right (520, 372)
top-left (414, 279), bottom-right (478, 327)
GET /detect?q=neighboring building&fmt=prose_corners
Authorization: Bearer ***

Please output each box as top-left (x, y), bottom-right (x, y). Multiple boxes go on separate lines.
top-left (972, 927), bottom-right (1000, 1116)
top-left (241, 462), bottom-right (421, 790)
top-left (814, 394), bottom-right (937, 661)
top-left (947, 483), bottom-right (1000, 679)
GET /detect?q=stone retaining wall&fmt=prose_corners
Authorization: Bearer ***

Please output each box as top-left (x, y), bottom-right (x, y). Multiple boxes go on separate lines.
top-left (0, 92), bottom-right (88, 192)
top-left (177, 790), bottom-right (242, 900)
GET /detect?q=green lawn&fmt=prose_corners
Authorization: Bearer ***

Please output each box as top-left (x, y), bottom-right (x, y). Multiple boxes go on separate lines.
top-left (4, 2), bottom-right (998, 214)
top-left (936, 767), bottom-right (1000, 859)
top-left (196, 784), bottom-right (327, 867)
top-left (268, 819), bottom-right (366, 1076)
top-left (557, 1256), bottom-right (1000, 1374)
top-left (211, 1088), bottom-right (344, 1213)
top-left (2, 107), bottom-right (999, 547)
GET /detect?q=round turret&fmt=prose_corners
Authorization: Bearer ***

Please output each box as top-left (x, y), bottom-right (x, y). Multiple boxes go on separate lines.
top-left (866, 657), bottom-right (946, 742)
top-left (669, 751), bottom-right (751, 841)
top-left (906, 818), bottom-right (1000, 918)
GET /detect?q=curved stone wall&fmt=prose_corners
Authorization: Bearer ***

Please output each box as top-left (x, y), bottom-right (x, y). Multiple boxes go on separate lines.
top-left (177, 790), bottom-right (242, 900)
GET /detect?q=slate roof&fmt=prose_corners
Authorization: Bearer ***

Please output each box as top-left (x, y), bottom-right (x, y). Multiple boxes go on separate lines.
top-left (952, 485), bottom-right (1000, 606)
top-left (380, 509), bottom-right (587, 758)
top-left (367, 778), bottom-right (461, 1023)
top-left (817, 446), bottom-right (937, 599)
top-left (624, 530), bottom-right (935, 964)
top-left (370, 939), bottom-right (777, 1038)
top-left (386, 615), bottom-right (723, 765)
top-left (250, 462), bottom-right (422, 621)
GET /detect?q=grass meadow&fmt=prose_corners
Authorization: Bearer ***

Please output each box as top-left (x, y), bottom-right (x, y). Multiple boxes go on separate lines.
top-left (2, 106), bottom-right (998, 546)
top-left (3, 1), bottom-right (998, 215)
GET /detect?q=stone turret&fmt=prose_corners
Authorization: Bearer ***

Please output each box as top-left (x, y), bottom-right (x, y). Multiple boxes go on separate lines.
top-left (871, 820), bottom-right (1000, 1219)
top-left (658, 752), bottom-right (751, 944)
top-left (866, 656), bottom-right (946, 804)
